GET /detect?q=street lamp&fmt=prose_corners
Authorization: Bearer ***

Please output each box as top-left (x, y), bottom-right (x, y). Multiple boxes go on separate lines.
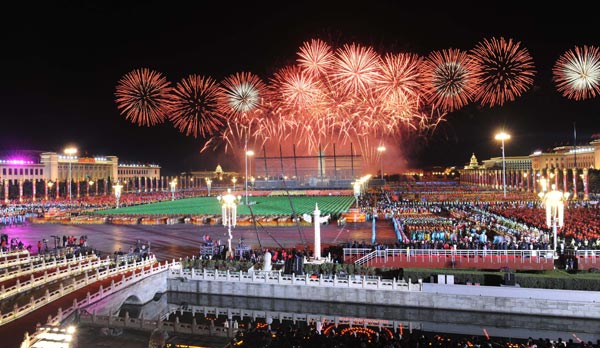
top-left (170, 178), bottom-right (177, 201)
top-left (494, 132), bottom-right (510, 198)
top-left (113, 181), bottom-right (123, 209)
top-left (539, 184), bottom-right (569, 257)
top-left (377, 145), bottom-right (386, 179)
top-left (245, 149), bottom-right (254, 205)
top-left (88, 179), bottom-right (94, 196)
top-left (46, 181), bottom-right (54, 201)
top-left (205, 178), bottom-right (212, 197)
top-left (217, 188), bottom-right (241, 259)
top-left (64, 147), bottom-right (77, 201)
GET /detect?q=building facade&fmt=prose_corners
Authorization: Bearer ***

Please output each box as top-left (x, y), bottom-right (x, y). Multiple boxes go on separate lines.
top-left (460, 138), bottom-right (600, 200)
top-left (0, 151), bottom-right (164, 203)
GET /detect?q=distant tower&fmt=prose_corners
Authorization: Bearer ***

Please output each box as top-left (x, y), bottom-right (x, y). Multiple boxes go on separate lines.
top-left (215, 164), bottom-right (224, 180)
top-left (469, 153), bottom-right (479, 168)
top-left (465, 153), bottom-right (481, 170)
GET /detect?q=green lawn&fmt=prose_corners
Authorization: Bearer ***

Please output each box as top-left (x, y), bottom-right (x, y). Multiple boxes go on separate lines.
top-left (91, 195), bottom-right (356, 216)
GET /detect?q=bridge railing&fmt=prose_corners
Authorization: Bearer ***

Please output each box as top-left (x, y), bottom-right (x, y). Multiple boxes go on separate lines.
top-left (0, 249), bottom-right (30, 260)
top-left (168, 266), bottom-right (420, 292)
top-left (20, 258), bottom-right (175, 348)
top-left (0, 255), bottom-right (111, 300)
top-left (0, 253), bottom-right (98, 284)
top-left (1, 256), bottom-right (160, 327)
top-left (0, 252), bottom-right (67, 270)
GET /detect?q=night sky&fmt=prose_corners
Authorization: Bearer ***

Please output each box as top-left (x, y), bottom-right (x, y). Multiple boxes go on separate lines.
top-left (1, 1), bottom-right (599, 175)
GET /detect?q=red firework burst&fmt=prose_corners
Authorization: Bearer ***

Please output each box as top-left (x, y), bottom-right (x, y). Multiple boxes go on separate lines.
top-left (332, 43), bottom-right (382, 96)
top-left (553, 45), bottom-right (600, 100)
top-left (297, 38), bottom-right (335, 76)
top-left (115, 68), bottom-right (172, 127)
top-left (422, 48), bottom-right (480, 112)
top-left (375, 52), bottom-right (424, 98)
top-left (269, 65), bottom-right (322, 112)
top-left (169, 74), bottom-right (225, 138)
top-left (471, 37), bottom-right (535, 107)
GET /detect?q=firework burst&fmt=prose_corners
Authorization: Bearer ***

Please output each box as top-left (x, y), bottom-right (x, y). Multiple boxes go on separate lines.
top-left (297, 38), bottom-right (335, 76)
top-left (375, 53), bottom-right (424, 98)
top-left (217, 72), bottom-right (268, 152)
top-left (219, 72), bottom-right (267, 115)
top-left (422, 48), bottom-right (480, 112)
top-left (553, 45), bottom-right (600, 100)
top-left (169, 74), bottom-right (225, 138)
top-left (332, 43), bottom-right (382, 96)
top-left (269, 65), bottom-right (322, 113)
top-left (471, 37), bottom-right (536, 107)
top-left (114, 68), bottom-right (172, 127)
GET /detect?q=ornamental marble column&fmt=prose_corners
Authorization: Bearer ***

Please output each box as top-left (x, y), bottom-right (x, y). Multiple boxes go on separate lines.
top-left (77, 179), bottom-right (80, 198)
top-left (32, 179), bottom-right (36, 202)
top-left (583, 168), bottom-right (589, 201)
top-left (56, 180), bottom-right (60, 199)
top-left (144, 177), bottom-right (148, 192)
top-left (44, 179), bottom-right (49, 201)
top-left (138, 176), bottom-right (142, 193)
top-left (554, 168), bottom-right (559, 189)
top-left (563, 168), bottom-right (568, 193)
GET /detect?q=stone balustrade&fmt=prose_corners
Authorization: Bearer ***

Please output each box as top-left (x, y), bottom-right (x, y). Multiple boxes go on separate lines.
top-left (0, 256), bottom-right (112, 300)
top-left (168, 267), bottom-right (420, 292)
top-left (0, 253), bottom-right (98, 283)
top-left (1, 256), bottom-right (160, 326)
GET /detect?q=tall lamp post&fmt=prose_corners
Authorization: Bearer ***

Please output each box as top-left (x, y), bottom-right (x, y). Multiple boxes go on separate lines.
top-left (205, 178), bottom-right (212, 197)
top-left (46, 181), bottom-right (54, 201)
top-left (217, 188), bottom-right (241, 259)
top-left (170, 178), bottom-right (177, 201)
top-left (377, 145), bottom-right (386, 180)
top-left (494, 132), bottom-right (510, 198)
top-left (539, 184), bottom-right (569, 257)
top-left (64, 147), bottom-right (77, 201)
top-left (245, 149), bottom-right (254, 205)
top-left (113, 181), bottom-right (123, 209)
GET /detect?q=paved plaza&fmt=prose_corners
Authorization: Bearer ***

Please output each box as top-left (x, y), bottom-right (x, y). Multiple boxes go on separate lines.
top-left (2, 220), bottom-right (394, 261)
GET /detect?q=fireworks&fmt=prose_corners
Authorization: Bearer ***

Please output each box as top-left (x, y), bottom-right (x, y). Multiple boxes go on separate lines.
top-left (219, 72), bottom-right (267, 115)
top-left (471, 37), bottom-right (536, 107)
top-left (115, 68), bottom-right (172, 127)
top-left (297, 38), bottom-right (335, 76)
top-left (218, 72), bottom-right (268, 152)
top-left (169, 74), bottom-right (225, 138)
top-left (553, 45), bottom-right (600, 100)
top-left (269, 65), bottom-right (322, 113)
top-left (116, 36), bottom-right (540, 171)
top-left (332, 43), bottom-right (382, 96)
top-left (422, 48), bottom-right (480, 112)
top-left (375, 53), bottom-right (424, 98)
